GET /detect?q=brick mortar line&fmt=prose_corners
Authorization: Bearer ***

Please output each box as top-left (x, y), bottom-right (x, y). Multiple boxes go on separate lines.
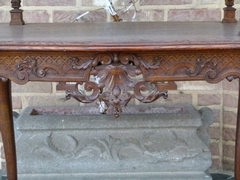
top-left (163, 8), bottom-right (168, 21)
top-left (20, 6), bottom-right (101, 10)
top-left (211, 139), bottom-right (220, 143)
top-left (192, 91), bottom-right (198, 107)
top-left (223, 157), bottom-right (235, 161)
top-left (223, 141), bottom-right (236, 146)
top-left (21, 96), bottom-right (28, 109)
top-left (76, 0), bottom-right (82, 7)
top-left (212, 155), bottom-right (220, 159)
top-left (52, 82), bottom-right (57, 94)
top-left (223, 107), bottom-right (238, 112)
top-left (223, 124), bottom-right (236, 128)
top-left (49, 10), bottom-right (53, 23)
top-left (223, 90), bottom-right (239, 95)
top-left (0, 7), bottom-right (11, 9)
top-left (12, 93), bottom-right (54, 96)
top-left (180, 90), bottom-right (222, 94)
top-left (192, 0), bottom-right (197, 5)
top-left (211, 123), bottom-right (220, 127)
top-left (138, 4), bottom-right (224, 8)
top-left (170, 90), bottom-right (222, 94)
top-left (196, 105), bottom-right (222, 109)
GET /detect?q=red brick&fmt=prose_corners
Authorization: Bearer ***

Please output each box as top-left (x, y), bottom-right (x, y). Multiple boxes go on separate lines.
top-left (0, 0), bottom-right (9, 6)
top-left (209, 142), bottom-right (220, 156)
top-left (82, 0), bottom-right (130, 6)
top-left (197, 94), bottom-right (221, 106)
top-left (223, 78), bottom-right (239, 91)
top-left (12, 96), bottom-right (22, 109)
top-left (223, 127), bottom-right (236, 142)
top-left (177, 81), bottom-right (221, 91)
top-left (121, 9), bottom-right (164, 22)
top-left (114, 0), bottom-right (135, 6)
top-left (208, 126), bottom-right (221, 140)
top-left (140, 0), bottom-right (193, 5)
top-left (222, 158), bottom-right (235, 171)
top-left (81, 0), bottom-right (106, 6)
top-left (12, 82), bottom-right (52, 93)
top-left (53, 11), bottom-right (78, 23)
top-left (197, 0), bottom-right (222, 4)
top-left (223, 111), bottom-right (237, 125)
top-left (23, 10), bottom-right (50, 23)
top-left (212, 109), bottom-right (220, 123)
top-left (168, 9), bottom-right (221, 21)
top-left (211, 158), bottom-right (220, 169)
top-left (223, 94), bottom-right (238, 108)
top-left (152, 93), bottom-right (192, 105)
top-left (53, 10), bottom-right (107, 23)
top-left (237, 9), bottom-right (240, 22)
top-left (23, 0), bottom-right (76, 6)
top-left (26, 96), bottom-right (79, 107)
top-left (223, 144), bottom-right (235, 159)
top-left (0, 10), bottom-right (10, 23)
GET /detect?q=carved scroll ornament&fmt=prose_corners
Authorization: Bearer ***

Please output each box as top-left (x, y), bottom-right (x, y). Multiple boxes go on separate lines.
top-left (12, 51), bottom-right (240, 117)
top-left (61, 53), bottom-right (168, 117)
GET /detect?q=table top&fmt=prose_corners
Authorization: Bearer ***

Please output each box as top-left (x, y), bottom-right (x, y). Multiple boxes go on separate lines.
top-left (0, 22), bottom-right (240, 51)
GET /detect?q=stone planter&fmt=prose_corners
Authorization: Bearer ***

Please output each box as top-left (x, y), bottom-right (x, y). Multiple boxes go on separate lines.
top-left (14, 104), bottom-right (214, 180)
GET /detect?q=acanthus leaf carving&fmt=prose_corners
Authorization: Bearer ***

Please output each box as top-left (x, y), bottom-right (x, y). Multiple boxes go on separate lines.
top-left (65, 82), bottom-right (99, 103)
top-left (16, 58), bottom-right (61, 82)
top-left (134, 82), bottom-right (168, 103)
top-left (186, 57), bottom-right (218, 78)
top-left (64, 53), bottom-right (167, 117)
top-left (169, 56), bottom-right (220, 83)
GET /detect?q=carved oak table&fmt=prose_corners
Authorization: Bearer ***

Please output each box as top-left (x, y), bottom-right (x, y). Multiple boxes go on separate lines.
top-left (0, 22), bottom-right (240, 180)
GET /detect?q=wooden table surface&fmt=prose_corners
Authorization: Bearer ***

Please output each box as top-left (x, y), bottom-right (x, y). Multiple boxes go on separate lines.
top-left (0, 22), bottom-right (240, 50)
top-left (0, 21), bottom-right (240, 180)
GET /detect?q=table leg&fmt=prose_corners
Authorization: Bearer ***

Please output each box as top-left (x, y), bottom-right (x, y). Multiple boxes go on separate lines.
top-left (0, 79), bottom-right (17, 180)
top-left (236, 78), bottom-right (240, 180)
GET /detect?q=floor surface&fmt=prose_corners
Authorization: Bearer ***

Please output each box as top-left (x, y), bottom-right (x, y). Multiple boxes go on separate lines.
top-left (211, 173), bottom-right (234, 180)
top-left (1, 174), bottom-right (235, 180)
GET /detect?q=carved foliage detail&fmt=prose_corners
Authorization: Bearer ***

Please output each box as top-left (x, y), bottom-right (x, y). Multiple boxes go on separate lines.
top-left (66, 53), bottom-right (167, 117)
top-left (14, 55), bottom-right (90, 84)
top-left (186, 57), bottom-right (218, 81)
top-left (16, 58), bottom-right (62, 83)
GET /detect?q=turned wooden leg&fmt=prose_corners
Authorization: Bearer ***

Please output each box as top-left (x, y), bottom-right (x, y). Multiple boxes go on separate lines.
top-left (222, 0), bottom-right (237, 23)
top-left (236, 78), bottom-right (240, 180)
top-left (0, 78), bottom-right (17, 180)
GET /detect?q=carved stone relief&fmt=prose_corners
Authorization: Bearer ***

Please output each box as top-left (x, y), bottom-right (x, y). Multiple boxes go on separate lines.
top-left (14, 105), bottom-right (213, 180)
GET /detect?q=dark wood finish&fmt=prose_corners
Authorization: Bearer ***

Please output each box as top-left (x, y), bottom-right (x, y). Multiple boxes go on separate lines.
top-left (237, 79), bottom-right (240, 180)
top-left (222, 0), bottom-right (237, 23)
top-left (9, 0), bottom-right (24, 25)
top-left (1, 22), bottom-right (240, 179)
top-left (0, 79), bottom-right (17, 180)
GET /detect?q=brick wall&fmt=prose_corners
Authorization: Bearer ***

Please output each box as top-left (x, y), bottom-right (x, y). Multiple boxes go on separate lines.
top-left (1, 0), bottom-right (240, 173)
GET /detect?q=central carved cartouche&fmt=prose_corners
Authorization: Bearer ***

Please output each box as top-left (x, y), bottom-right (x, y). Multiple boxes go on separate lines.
top-left (63, 53), bottom-right (168, 117)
